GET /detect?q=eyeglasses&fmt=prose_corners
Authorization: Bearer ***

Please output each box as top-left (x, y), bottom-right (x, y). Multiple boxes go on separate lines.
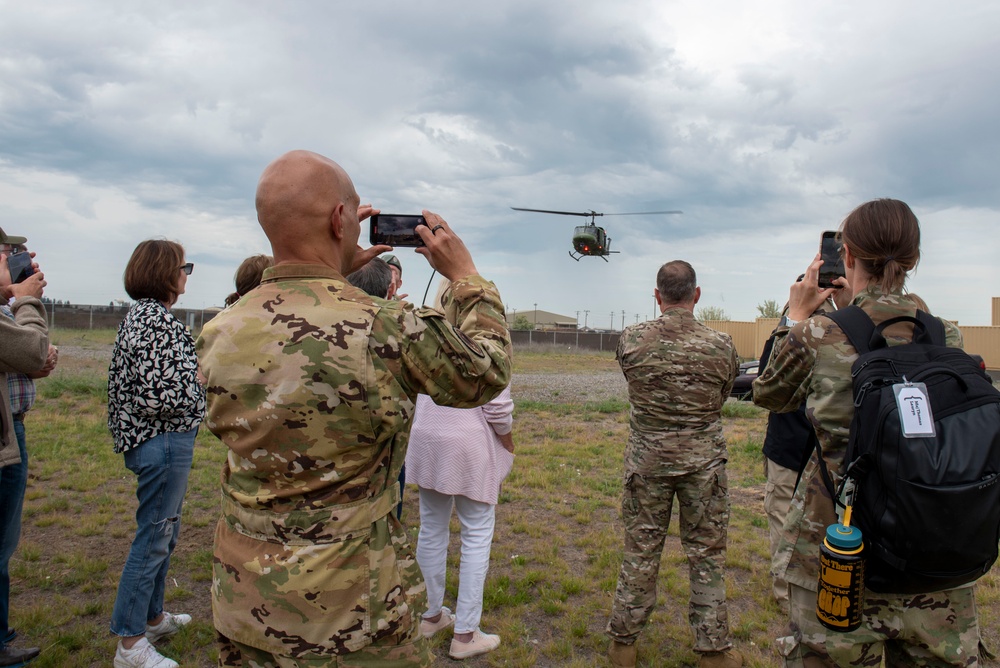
top-left (180, 263), bottom-right (194, 275)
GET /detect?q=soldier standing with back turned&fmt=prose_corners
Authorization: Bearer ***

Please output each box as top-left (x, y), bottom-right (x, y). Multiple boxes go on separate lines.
top-left (607, 260), bottom-right (742, 668)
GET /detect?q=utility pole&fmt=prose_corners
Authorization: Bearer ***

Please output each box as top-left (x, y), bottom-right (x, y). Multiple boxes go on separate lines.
top-left (610, 311), bottom-right (614, 331)
top-left (584, 310), bottom-right (590, 329)
top-left (635, 313), bottom-right (640, 323)
top-left (534, 303), bottom-right (538, 328)
top-left (621, 310), bottom-right (625, 330)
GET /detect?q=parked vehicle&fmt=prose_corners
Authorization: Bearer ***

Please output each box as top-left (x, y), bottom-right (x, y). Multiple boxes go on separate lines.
top-left (731, 360), bottom-right (760, 401)
top-left (971, 354), bottom-right (992, 382)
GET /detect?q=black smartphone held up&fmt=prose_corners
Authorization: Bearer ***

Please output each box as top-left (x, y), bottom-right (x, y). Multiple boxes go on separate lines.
top-left (818, 230), bottom-right (845, 289)
top-left (7, 250), bottom-right (34, 284)
top-left (369, 214), bottom-right (427, 247)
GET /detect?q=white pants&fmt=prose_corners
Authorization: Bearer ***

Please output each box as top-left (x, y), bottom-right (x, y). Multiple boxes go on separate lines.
top-left (416, 487), bottom-right (496, 634)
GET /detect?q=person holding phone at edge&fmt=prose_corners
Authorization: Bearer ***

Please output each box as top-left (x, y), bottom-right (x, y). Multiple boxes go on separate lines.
top-left (753, 199), bottom-right (981, 666)
top-left (0, 228), bottom-right (49, 668)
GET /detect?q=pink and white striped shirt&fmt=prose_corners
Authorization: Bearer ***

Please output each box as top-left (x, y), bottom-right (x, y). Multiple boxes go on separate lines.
top-left (405, 386), bottom-right (514, 505)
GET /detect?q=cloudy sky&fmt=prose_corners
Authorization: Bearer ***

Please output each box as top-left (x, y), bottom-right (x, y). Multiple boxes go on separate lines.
top-left (2, 1), bottom-right (997, 326)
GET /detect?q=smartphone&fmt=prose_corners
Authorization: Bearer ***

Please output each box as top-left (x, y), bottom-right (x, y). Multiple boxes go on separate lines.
top-left (369, 214), bottom-right (426, 247)
top-left (818, 231), bottom-right (844, 289)
top-left (7, 250), bottom-right (34, 284)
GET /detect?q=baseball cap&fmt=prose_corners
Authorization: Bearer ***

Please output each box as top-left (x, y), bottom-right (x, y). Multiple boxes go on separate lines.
top-left (0, 226), bottom-right (27, 246)
top-left (382, 254), bottom-right (402, 275)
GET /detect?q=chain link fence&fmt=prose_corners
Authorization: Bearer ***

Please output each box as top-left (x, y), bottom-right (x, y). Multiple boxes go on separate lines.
top-left (43, 303), bottom-right (218, 332)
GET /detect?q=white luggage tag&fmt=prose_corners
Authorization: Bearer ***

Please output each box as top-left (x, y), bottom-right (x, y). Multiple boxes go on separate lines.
top-left (892, 378), bottom-right (936, 438)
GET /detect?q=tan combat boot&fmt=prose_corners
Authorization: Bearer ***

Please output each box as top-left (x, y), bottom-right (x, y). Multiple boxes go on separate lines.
top-left (698, 648), bottom-right (743, 668)
top-left (608, 640), bottom-right (637, 668)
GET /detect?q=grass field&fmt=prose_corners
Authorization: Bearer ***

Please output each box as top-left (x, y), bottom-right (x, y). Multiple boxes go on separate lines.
top-left (8, 332), bottom-right (1000, 666)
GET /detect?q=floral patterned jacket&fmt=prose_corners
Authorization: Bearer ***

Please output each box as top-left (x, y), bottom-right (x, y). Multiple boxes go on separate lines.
top-left (107, 298), bottom-right (205, 453)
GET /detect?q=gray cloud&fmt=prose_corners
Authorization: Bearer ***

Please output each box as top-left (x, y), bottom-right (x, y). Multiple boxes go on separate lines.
top-left (0, 0), bottom-right (996, 322)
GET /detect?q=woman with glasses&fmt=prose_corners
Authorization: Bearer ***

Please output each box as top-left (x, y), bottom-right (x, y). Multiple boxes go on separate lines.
top-left (108, 240), bottom-right (205, 668)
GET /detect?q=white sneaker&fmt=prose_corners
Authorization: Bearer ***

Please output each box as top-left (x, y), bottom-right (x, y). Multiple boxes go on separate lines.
top-left (420, 606), bottom-right (456, 639)
top-left (114, 638), bottom-right (179, 668)
top-left (449, 629), bottom-right (501, 659)
top-left (145, 611), bottom-right (191, 643)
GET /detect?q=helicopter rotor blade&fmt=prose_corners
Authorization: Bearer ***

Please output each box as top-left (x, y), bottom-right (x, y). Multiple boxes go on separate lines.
top-left (512, 207), bottom-right (682, 217)
top-left (511, 207), bottom-right (597, 218)
top-left (601, 210), bottom-right (683, 216)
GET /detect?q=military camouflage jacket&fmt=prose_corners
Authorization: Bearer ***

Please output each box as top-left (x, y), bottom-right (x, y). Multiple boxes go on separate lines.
top-left (196, 264), bottom-right (511, 658)
top-left (753, 287), bottom-right (962, 590)
top-left (617, 307), bottom-right (738, 476)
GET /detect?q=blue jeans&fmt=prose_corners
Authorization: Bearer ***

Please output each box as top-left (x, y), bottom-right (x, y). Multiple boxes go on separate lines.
top-left (0, 420), bottom-right (28, 649)
top-left (110, 429), bottom-right (196, 638)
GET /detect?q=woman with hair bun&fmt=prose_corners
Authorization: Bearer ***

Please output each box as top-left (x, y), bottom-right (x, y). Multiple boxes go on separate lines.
top-left (224, 254), bottom-right (273, 307)
top-left (754, 199), bottom-right (980, 666)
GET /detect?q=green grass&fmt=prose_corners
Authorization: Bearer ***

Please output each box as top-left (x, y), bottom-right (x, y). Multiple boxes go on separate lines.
top-left (11, 343), bottom-right (1000, 667)
top-left (36, 373), bottom-right (108, 401)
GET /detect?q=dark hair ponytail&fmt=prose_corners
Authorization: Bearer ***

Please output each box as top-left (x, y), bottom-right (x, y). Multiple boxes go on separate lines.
top-left (840, 199), bottom-right (919, 293)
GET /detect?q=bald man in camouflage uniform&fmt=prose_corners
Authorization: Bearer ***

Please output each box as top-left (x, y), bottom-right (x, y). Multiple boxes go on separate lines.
top-left (197, 150), bottom-right (511, 668)
top-left (607, 260), bottom-right (742, 668)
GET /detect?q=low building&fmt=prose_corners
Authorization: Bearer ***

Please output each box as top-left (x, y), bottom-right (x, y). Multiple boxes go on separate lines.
top-left (507, 308), bottom-right (578, 330)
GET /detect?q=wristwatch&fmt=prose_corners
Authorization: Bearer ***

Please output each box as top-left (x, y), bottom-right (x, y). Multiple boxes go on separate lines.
top-left (779, 315), bottom-right (798, 328)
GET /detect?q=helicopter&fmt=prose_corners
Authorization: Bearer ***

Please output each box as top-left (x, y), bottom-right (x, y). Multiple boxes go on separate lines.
top-left (511, 207), bottom-right (683, 261)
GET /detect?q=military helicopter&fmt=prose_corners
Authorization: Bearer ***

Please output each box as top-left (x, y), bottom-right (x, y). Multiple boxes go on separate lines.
top-left (511, 207), bottom-right (683, 261)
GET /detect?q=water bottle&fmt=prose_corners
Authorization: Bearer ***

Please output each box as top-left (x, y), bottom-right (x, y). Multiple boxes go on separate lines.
top-left (816, 522), bottom-right (865, 632)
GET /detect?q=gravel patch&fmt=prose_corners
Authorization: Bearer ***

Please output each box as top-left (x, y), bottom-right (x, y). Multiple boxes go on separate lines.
top-left (56, 345), bottom-right (627, 405)
top-left (511, 371), bottom-right (627, 404)
top-left (58, 344), bottom-right (113, 362)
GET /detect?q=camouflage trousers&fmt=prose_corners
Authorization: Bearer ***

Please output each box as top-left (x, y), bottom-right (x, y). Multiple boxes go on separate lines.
top-left (764, 457), bottom-right (798, 610)
top-left (607, 463), bottom-right (732, 652)
top-left (779, 582), bottom-right (986, 667)
top-left (217, 631), bottom-right (435, 668)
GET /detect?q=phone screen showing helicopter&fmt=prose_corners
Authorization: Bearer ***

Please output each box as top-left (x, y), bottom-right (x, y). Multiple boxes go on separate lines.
top-left (369, 214), bottom-right (427, 247)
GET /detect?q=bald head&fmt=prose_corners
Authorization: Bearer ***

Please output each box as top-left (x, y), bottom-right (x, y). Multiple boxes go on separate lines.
top-left (255, 150), bottom-right (361, 268)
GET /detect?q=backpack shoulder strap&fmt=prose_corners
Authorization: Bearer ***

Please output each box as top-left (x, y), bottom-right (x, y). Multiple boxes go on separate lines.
top-left (825, 305), bottom-right (876, 354)
top-left (914, 310), bottom-right (947, 346)
top-left (758, 331), bottom-right (777, 375)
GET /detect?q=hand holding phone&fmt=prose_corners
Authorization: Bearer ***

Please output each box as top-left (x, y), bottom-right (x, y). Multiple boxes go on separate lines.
top-left (7, 250), bottom-right (34, 284)
top-left (8, 268), bottom-right (45, 301)
top-left (818, 231), bottom-right (845, 289)
top-left (414, 211), bottom-right (479, 281)
top-left (369, 214), bottom-right (427, 247)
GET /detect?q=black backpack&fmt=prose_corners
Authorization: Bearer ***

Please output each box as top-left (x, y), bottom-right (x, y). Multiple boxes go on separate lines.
top-left (821, 305), bottom-right (1000, 594)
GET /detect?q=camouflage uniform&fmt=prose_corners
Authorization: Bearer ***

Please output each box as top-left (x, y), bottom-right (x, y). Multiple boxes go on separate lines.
top-left (196, 264), bottom-right (511, 667)
top-left (753, 286), bottom-right (983, 666)
top-left (607, 307), bottom-right (738, 653)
